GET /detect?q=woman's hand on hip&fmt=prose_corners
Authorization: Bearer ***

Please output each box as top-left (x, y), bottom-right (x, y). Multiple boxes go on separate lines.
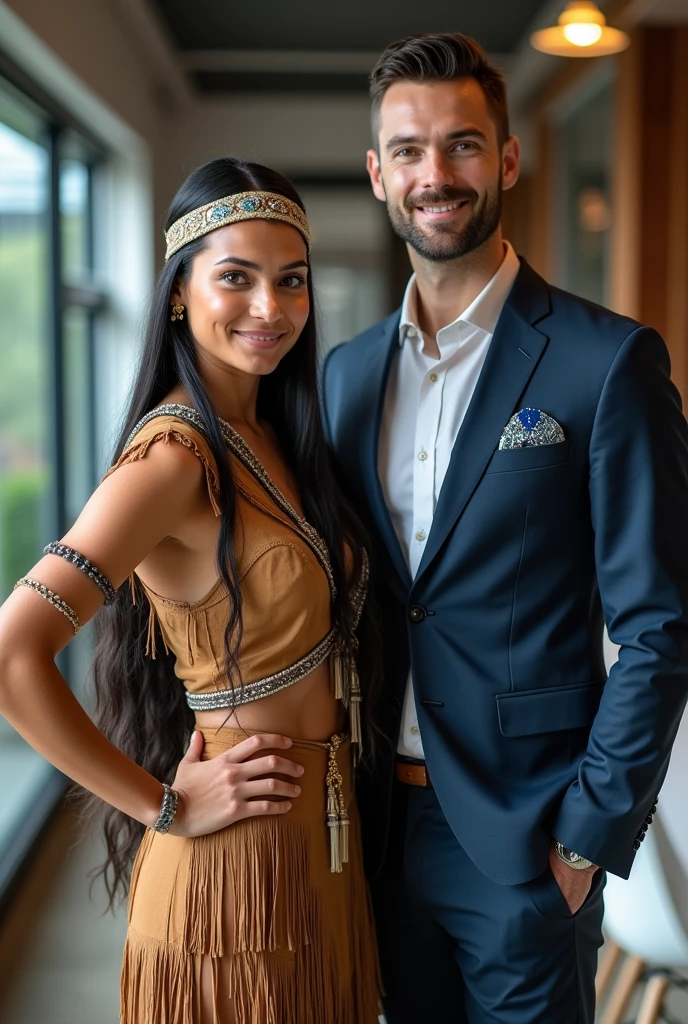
top-left (169, 730), bottom-right (304, 837)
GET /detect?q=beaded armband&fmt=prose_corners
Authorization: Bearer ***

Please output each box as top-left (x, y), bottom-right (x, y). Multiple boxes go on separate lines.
top-left (149, 783), bottom-right (179, 835)
top-left (44, 542), bottom-right (117, 605)
top-left (14, 578), bottom-right (81, 634)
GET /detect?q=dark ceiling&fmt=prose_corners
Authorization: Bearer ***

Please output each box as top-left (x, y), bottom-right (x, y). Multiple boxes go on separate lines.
top-left (150, 0), bottom-right (547, 92)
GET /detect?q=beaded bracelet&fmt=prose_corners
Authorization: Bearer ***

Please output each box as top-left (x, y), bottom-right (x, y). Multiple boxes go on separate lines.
top-left (149, 783), bottom-right (179, 834)
top-left (43, 542), bottom-right (117, 605)
top-left (14, 577), bottom-right (81, 634)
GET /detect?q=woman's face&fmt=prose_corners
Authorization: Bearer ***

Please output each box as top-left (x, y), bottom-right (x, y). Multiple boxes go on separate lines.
top-left (173, 218), bottom-right (310, 379)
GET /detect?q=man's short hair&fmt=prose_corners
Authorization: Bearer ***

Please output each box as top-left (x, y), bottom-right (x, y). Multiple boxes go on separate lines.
top-left (370, 33), bottom-right (510, 147)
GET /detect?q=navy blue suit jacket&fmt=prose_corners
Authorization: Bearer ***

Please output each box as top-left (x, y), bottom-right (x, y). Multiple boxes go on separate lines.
top-left (322, 259), bottom-right (688, 885)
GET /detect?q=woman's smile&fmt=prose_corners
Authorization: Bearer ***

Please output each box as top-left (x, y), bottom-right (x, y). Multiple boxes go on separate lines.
top-left (233, 328), bottom-right (289, 349)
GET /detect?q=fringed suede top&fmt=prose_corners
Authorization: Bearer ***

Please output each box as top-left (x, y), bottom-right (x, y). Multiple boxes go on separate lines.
top-left (107, 406), bottom-right (367, 730)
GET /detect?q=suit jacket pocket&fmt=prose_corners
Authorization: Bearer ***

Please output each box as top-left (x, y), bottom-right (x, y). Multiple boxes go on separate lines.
top-left (485, 440), bottom-right (570, 474)
top-left (496, 680), bottom-right (603, 737)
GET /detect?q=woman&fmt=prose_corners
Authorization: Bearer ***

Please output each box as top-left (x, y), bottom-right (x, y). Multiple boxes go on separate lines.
top-left (0, 158), bottom-right (381, 1023)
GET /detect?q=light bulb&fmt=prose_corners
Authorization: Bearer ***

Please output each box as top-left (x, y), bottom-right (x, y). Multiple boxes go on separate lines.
top-left (530, 1), bottom-right (630, 57)
top-left (563, 23), bottom-right (603, 47)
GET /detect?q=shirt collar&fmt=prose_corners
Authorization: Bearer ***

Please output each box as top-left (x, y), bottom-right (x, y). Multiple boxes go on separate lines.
top-left (399, 241), bottom-right (521, 347)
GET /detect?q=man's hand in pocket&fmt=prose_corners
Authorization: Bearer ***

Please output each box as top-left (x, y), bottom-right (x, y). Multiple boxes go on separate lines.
top-left (549, 848), bottom-right (598, 914)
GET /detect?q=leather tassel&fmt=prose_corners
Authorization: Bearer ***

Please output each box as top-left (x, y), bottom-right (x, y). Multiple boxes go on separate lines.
top-left (350, 691), bottom-right (361, 746)
top-left (350, 659), bottom-right (362, 757)
top-left (327, 785), bottom-right (342, 873)
top-left (145, 604), bottom-right (157, 660)
top-left (332, 650), bottom-right (345, 700)
top-left (339, 809), bottom-right (350, 865)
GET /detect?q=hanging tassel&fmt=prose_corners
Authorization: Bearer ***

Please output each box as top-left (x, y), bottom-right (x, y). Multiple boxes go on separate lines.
top-left (332, 649), bottom-right (346, 701)
top-left (350, 679), bottom-right (361, 746)
top-left (338, 807), bottom-right (350, 865)
top-left (349, 657), bottom-right (362, 765)
top-left (326, 785), bottom-right (342, 873)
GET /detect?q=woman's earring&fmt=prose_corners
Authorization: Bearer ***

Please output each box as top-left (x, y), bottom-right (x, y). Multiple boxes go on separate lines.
top-left (170, 304), bottom-right (185, 322)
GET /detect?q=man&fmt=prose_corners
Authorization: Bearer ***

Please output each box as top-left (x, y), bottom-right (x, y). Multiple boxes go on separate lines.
top-left (321, 33), bottom-right (688, 1024)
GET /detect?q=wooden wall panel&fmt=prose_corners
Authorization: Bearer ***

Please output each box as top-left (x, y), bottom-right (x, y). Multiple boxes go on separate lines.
top-left (637, 28), bottom-right (674, 342)
top-left (665, 29), bottom-right (688, 402)
top-left (609, 31), bottom-right (641, 321)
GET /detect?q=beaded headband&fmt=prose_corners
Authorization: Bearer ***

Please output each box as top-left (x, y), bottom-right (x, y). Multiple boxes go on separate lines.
top-left (164, 190), bottom-right (311, 261)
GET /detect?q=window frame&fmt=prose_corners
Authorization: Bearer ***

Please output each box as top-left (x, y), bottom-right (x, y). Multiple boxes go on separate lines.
top-left (0, 56), bottom-right (109, 914)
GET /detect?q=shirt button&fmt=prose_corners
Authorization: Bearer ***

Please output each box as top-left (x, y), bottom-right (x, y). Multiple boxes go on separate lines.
top-left (418, 450), bottom-right (428, 461)
top-left (415, 530), bottom-right (426, 541)
top-left (429, 373), bottom-right (438, 382)
top-left (410, 725), bottom-right (420, 735)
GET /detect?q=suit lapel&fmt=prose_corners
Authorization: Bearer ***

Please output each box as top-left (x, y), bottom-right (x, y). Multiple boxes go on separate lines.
top-left (356, 312), bottom-right (413, 593)
top-left (414, 261), bottom-right (553, 586)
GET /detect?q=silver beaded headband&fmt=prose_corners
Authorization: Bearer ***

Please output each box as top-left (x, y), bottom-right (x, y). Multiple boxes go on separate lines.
top-left (164, 190), bottom-right (311, 261)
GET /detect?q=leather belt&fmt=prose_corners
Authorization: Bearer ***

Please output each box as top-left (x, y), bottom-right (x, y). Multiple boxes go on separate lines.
top-left (395, 758), bottom-right (431, 788)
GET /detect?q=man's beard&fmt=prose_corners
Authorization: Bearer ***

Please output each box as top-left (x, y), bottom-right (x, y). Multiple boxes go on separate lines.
top-left (387, 179), bottom-right (502, 262)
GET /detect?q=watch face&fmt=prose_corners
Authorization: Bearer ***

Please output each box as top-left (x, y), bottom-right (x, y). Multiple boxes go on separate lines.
top-left (556, 843), bottom-right (592, 870)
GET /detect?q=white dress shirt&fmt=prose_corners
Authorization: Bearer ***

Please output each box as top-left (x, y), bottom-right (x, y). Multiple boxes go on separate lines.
top-left (378, 242), bottom-right (521, 759)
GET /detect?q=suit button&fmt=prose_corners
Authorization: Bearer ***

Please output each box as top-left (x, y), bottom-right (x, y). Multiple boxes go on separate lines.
top-left (646, 815), bottom-right (653, 825)
top-left (633, 840), bottom-right (641, 851)
top-left (408, 605), bottom-right (427, 623)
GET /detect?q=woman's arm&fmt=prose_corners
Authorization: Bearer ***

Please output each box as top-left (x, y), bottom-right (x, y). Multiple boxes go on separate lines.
top-left (0, 440), bottom-right (207, 824)
top-left (0, 440), bottom-right (303, 835)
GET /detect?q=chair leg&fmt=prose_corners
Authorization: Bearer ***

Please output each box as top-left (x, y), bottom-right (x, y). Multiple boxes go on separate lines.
top-left (599, 954), bottom-right (645, 1024)
top-left (635, 974), bottom-right (671, 1024)
top-left (596, 941), bottom-right (623, 1001)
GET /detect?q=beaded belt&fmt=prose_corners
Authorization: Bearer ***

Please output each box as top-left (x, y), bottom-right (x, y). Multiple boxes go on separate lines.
top-left (185, 630), bottom-right (338, 711)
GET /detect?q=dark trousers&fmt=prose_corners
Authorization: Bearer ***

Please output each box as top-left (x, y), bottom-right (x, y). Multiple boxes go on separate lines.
top-left (371, 781), bottom-right (605, 1024)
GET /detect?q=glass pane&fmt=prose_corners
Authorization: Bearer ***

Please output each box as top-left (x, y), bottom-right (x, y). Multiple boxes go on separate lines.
top-left (558, 82), bottom-right (613, 305)
top-left (0, 89), bottom-right (55, 863)
top-left (60, 159), bottom-right (90, 281)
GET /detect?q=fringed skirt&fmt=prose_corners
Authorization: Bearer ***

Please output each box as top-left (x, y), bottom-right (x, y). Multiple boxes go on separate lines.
top-left (120, 726), bottom-right (381, 1023)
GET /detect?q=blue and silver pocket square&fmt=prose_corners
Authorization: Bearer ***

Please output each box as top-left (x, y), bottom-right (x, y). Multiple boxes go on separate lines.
top-left (498, 408), bottom-right (566, 450)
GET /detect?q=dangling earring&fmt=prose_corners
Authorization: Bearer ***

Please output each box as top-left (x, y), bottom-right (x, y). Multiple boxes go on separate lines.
top-left (170, 304), bottom-right (185, 322)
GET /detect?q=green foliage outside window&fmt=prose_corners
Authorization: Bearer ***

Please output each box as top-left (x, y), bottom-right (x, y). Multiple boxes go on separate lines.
top-left (0, 469), bottom-right (47, 595)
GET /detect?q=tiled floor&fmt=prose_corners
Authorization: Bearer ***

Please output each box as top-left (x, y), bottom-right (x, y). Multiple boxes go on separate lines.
top-left (1, 808), bottom-right (687, 1023)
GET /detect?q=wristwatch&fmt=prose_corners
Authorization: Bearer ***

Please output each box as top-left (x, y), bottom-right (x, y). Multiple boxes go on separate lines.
top-left (552, 840), bottom-right (594, 871)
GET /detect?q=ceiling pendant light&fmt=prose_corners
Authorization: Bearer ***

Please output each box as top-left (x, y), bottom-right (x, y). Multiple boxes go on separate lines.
top-left (530, 1), bottom-right (630, 57)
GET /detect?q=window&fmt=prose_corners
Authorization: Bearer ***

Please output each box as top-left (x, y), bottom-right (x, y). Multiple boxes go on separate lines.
top-left (0, 73), bottom-right (107, 895)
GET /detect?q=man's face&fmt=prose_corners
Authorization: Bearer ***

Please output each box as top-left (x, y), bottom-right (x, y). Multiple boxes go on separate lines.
top-left (367, 79), bottom-right (520, 262)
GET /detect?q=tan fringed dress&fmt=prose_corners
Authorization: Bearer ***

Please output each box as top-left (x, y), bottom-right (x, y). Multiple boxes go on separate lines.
top-left (108, 405), bottom-right (381, 1024)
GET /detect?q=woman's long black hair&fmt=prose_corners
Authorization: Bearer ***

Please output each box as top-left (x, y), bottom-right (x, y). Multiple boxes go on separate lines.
top-left (87, 157), bottom-right (381, 909)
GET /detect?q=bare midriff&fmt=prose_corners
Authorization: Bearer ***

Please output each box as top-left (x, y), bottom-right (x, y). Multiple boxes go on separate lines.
top-left (192, 660), bottom-right (345, 742)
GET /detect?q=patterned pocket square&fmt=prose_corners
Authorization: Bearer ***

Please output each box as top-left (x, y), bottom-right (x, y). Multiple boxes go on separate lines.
top-left (499, 408), bottom-right (566, 450)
